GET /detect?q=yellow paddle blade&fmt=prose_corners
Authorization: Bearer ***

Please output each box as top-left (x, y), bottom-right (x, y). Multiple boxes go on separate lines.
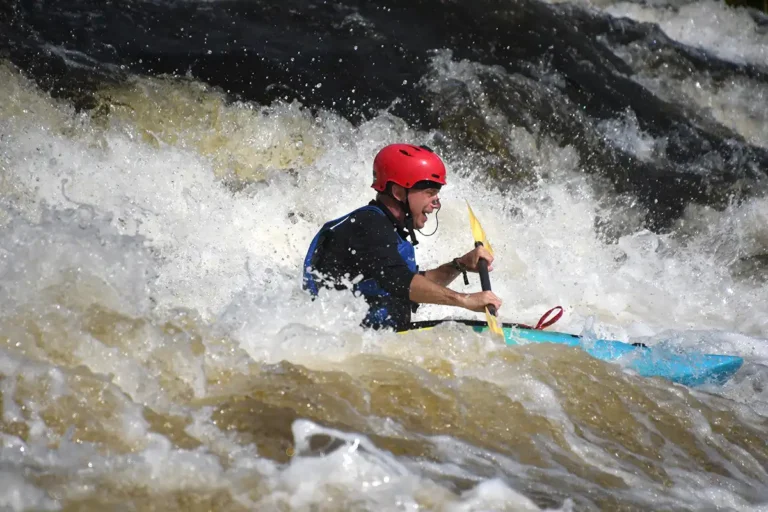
top-left (466, 201), bottom-right (503, 338)
top-left (485, 308), bottom-right (504, 337)
top-left (466, 201), bottom-right (493, 255)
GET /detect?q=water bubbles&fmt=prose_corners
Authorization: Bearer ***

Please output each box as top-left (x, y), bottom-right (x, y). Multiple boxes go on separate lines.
top-left (74, 205), bottom-right (95, 229)
top-left (2, 53), bottom-right (768, 511)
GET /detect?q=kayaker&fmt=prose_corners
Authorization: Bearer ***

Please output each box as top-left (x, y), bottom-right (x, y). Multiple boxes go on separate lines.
top-left (302, 143), bottom-right (502, 331)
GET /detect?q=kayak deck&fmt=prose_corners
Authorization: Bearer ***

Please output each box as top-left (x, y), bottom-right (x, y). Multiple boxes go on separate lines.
top-left (406, 319), bottom-right (744, 387)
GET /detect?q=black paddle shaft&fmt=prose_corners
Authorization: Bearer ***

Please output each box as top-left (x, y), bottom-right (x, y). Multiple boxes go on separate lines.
top-left (475, 241), bottom-right (497, 316)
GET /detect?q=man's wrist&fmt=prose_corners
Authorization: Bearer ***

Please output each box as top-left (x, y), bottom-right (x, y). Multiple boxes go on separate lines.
top-left (450, 258), bottom-right (467, 272)
top-left (449, 258), bottom-right (470, 285)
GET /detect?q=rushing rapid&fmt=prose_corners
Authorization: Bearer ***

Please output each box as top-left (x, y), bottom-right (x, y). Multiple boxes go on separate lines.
top-left (1, 0), bottom-right (768, 509)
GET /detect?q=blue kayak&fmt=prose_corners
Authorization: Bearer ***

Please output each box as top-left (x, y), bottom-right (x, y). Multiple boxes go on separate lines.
top-left (407, 320), bottom-right (744, 387)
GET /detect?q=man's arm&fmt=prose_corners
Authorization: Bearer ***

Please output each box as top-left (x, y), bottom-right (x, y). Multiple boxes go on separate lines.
top-left (422, 245), bottom-right (495, 287)
top-left (409, 274), bottom-right (501, 312)
top-left (422, 262), bottom-right (463, 287)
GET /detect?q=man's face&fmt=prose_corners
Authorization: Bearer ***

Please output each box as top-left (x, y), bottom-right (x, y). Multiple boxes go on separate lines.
top-left (408, 187), bottom-right (441, 229)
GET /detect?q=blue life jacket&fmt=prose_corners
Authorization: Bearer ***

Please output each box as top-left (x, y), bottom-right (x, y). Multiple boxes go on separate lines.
top-left (302, 205), bottom-right (417, 328)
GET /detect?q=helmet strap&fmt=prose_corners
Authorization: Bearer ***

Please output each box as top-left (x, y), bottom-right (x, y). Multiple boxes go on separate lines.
top-left (403, 188), bottom-right (419, 246)
top-left (385, 185), bottom-right (420, 246)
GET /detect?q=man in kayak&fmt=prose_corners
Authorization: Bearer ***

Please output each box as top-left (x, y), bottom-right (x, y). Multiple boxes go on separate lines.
top-left (302, 143), bottom-right (502, 331)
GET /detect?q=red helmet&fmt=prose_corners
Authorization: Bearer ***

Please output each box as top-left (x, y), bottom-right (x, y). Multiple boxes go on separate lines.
top-left (371, 144), bottom-right (447, 192)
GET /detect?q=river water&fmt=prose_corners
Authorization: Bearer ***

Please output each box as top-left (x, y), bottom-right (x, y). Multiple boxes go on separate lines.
top-left (1, 0), bottom-right (768, 510)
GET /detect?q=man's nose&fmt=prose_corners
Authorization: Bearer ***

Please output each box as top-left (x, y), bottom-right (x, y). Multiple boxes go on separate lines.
top-left (431, 198), bottom-right (441, 209)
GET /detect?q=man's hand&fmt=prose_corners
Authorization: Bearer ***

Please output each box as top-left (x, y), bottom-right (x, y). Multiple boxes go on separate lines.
top-left (459, 291), bottom-right (502, 313)
top-left (409, 274), bottom-right (503, 313)
top-left (457, 246), bottom-right (495, 272)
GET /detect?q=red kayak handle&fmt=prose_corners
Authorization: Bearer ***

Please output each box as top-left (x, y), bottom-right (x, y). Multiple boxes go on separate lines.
top-left (518, 306), bottom-right (564, 330)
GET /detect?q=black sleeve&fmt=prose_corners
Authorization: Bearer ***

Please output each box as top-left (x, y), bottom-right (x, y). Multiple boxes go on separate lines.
top-left (344, 210), bottom-right (416, 300)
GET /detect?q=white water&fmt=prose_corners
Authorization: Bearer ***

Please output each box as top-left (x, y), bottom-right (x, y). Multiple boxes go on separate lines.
top-left (604, 0), bottom-right (768, 67)
top-left (1, 21), bottom-right (768, 507)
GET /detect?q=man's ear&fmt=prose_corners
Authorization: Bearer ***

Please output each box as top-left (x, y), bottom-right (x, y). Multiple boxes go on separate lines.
top-left (390, 184), bottom-right (406, 202)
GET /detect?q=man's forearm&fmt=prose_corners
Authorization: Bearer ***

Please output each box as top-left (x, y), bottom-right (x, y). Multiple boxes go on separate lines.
top-left (409, 273), bottom-right (465, 306)
top-left (422, 262), bottom-right (462, 287)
